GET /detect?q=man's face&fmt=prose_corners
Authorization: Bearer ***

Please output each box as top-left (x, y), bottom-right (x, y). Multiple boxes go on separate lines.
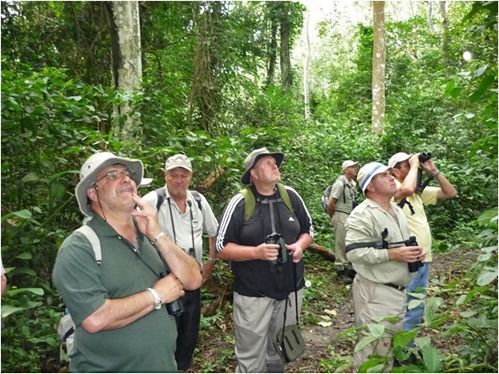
top-left (165, 167), bottom-right (192, 198)
top-left (393, 160), bottom-right (410, 180)
top-left (251, 155), bottom-right (281, 184)
top-left (368, 170), bottom-right (398, 197)
top-left (344, 165), bottom-right (358, 179)
top-left (92, 164), bottom-right (137, 211)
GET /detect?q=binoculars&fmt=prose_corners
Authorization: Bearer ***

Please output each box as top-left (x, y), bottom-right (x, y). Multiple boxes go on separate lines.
top-left (266, 233), bottom-right (288, 266)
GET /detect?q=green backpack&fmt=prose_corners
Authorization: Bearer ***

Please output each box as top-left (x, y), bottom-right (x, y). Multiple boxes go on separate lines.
top-left (240, 183), bottom-right (294, 222)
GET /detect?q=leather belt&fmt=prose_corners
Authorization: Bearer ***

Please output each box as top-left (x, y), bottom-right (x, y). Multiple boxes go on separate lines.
top-left (384, 283), bottom-right (406, 291)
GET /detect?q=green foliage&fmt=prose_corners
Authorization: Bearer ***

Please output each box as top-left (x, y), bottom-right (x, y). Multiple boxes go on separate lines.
top-left (1, 1), bottom-right (497, 372)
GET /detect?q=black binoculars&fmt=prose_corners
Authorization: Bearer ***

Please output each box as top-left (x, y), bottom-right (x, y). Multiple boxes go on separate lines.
top-left (404, 236), bottom-right (424, 273)
top-left (266, 233), bottom-right (288, 266)
top-left (418, 152), bottom-right (432, 163)
top-left (160, 271), bottom-right (184, 316)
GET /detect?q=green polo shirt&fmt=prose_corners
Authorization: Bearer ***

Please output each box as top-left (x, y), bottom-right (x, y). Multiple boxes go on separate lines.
top-left (52, 215), bottom-right (177, 373)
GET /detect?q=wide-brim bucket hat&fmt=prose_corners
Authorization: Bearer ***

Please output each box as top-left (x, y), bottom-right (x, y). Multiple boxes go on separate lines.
top-left (357, 162), bottom-right (390, 194)
top-left (241, 147), bottom-right (284, 185)
top-left (76, 152), bottom-right (143, 216)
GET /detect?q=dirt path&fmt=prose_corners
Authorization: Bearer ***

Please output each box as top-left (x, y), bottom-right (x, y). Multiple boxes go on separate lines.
top-left (193, 250), bottom-right (478, 373)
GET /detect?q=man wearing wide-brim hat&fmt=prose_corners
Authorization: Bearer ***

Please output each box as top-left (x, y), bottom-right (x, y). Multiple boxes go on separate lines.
top-left (216, 147), bottom-right (314, 372)
top-left (52, 151), bottom-right (202, 373)
top-left (345, 161), bottom-right (425, 372)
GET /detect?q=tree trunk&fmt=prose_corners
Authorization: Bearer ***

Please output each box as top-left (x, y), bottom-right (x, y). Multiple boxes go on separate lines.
top-left (279, 3), bottom-right (292, 91)
top-left (266, 17), bottom-right (278, 88)
top-left (106, 1), bottom-right (142, 141)
top-left (188, 2), bottom-right (220, 133)
top-left (425, 1), bottom-right (435, 34)
top-left (371, 1), bottom-right (386, 137)
top-left (303, 11), bottom-right (311, 120)
top-left (439, 1), bottom-right (450, 68)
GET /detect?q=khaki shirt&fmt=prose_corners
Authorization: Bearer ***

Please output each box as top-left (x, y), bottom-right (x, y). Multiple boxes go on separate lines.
top-left (330, 175), bottom-right (358, 215)
top-left (345, 198), bottom-right (415, 287)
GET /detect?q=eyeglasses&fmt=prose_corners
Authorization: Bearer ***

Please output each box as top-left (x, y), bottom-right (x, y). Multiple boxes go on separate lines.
top-left (96, 169), bottom-right (135, 184)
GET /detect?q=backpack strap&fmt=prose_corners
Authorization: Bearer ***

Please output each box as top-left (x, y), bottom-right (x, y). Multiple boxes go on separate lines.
top-left (241, 183), bottom-right (294, 223)
top-left (191, 190), bottom-right (203, 211)
top-left (75, 225), bottom-right (102, 265)
top-left (155, 187), bottom-right (166, 212)
top-left (156, 187), bottom-right (203, 212)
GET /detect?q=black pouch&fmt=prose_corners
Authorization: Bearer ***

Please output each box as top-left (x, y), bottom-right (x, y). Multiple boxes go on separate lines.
top-left (273, 324), bottom-right (305, 362)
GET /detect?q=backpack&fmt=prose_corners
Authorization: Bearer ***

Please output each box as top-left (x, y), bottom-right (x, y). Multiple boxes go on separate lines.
top-left (321, 185), bottom-right (333, 213)
top-left (57, 225), bottom-right (101, 365)
top-left (155, 187), bottom-right (203, 212)
top-left (240, 183), bottom-right (294, 223)
top-left (322, 178), bottom-right (358, 213)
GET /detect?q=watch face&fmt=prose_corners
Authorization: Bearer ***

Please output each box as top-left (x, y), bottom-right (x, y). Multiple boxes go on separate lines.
top-left (155, 300), bottom-right (162, 310)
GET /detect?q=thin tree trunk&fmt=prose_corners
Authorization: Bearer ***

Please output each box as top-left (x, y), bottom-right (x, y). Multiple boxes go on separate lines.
top-left (371, 1), bottom-right (386, 137)
top-left (303, 11), bottom-right (311, 120)
top-left (439, 1), bottom-right (450, 67)
top-left (279, 3), bottom-right (292, 91)
top-left (426, 1), bottom-right (435, 34)
top-left (266, 19), bottom-right (278, 88)
top-left (106, 1), bottom-right (142, 141)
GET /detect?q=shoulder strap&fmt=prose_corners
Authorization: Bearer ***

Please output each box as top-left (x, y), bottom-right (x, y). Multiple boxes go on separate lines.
top-left (75, 226), bottom-right (102, 265)
top-left (191, 190), bottom-right (203, 211)
top-left (241, 183), bottom-right (294, 223)
top-left (240, 187), bottom-right (255, 223)
top-left (276, 183), bottom-right (294, 214)
top-left (155, 187), bottom-right (166, 212)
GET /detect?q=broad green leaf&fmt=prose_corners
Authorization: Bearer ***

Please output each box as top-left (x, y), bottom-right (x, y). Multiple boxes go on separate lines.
top-left (15, 252), bottom-right (32, 260)
top-left (422, 345), bottom-right (442, 373)
top-left (22, 172), bottom-right (39, 182)
top-left (355, 335), bottom-right (378, 352)
top-left (477, 268), bottom-right (498, 286)
top-left (1, 209), bottom-right (33, 222)
top-left (392, 329), bottom-right (418, 348)
top-left (367, 324), bottom-right (385, 338)
top-left (7, 287), bottom-right (44, 296)
top-left (1, 301), bottom-right (43, 318)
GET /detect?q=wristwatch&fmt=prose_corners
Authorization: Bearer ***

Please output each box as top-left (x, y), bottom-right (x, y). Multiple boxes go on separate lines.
top-left (147, 288), bottom-right (162, 310)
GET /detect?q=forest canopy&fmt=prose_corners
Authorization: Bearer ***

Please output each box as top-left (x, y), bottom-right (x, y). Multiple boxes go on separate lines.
top-left (1, 1), bottom-right (497, 372)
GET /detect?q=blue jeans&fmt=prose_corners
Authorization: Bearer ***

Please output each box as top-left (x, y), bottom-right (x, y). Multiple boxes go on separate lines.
top-left (403, 262), bottom-right (430, 332)
top-left (175, 288), bottom-right (201, 371)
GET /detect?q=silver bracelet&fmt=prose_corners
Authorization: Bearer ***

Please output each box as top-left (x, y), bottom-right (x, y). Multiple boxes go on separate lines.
top-left (207, 257), bottom-right (218, 263)
top-left (150, 232), bottom-right (166, 245)
top-left (432, 171), bottom-right (441, 177)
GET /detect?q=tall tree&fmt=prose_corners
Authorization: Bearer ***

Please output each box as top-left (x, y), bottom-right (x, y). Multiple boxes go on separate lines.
top-left (279, 2), bottom-right (292, 90)
top-left (265, 8), bottom-right (278, 88)
top-left (439, 1), bottom-right (450, 67)
top-left (303, 11), bottom-right (311, 120)
top-left (371, 1), bottom-right (386, 137)
top-left (105, 1), bottom-right (142, 141)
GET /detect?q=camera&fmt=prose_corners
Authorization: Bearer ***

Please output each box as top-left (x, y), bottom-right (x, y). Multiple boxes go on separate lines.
top-left (418, 152), bottom-right (432, 163)
top-left (160, 271), bottom-right (184, 316)
top-left (352, 197), bottom-right (359, 209)
top-left (266, 233), bottom-right (288, 265)
top-left (404, 236), bottom-right (424, 273)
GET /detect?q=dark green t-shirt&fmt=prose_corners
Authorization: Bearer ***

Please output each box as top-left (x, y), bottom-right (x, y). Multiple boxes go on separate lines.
top-left (52, 215), bottom-right (177, 372)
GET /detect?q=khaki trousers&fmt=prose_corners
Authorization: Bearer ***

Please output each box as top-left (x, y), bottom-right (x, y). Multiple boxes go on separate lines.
top-left (352, 275), bottom-right (406, 372)
top-left (233, 289), bottom-right (303, 373)
top-left (331, 211), bottom-right (348, 267)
